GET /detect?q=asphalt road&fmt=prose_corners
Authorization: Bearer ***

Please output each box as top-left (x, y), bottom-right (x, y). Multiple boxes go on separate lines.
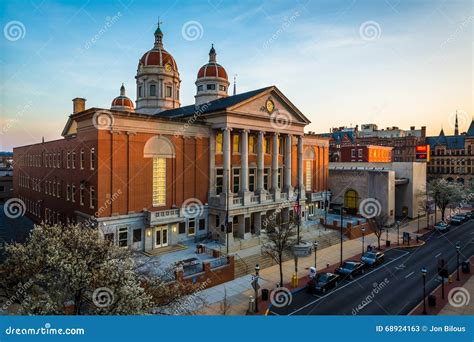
top-left (270, 219), bottom-right (474, 315)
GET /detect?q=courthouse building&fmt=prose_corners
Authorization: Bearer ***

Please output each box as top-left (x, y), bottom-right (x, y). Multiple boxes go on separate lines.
top-left (13, 24), bottom-right (329, 253)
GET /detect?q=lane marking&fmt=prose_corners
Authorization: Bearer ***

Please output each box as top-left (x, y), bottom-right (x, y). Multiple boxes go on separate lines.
top-left (435, 252), bottom-right (442, 258)
top-left (287, 250), bottom-right (410, 316)
top-left (404, 271), bottom-right (415, 279)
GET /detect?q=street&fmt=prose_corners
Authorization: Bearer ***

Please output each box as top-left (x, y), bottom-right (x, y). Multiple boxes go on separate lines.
top-left (270, 219), bottom-right (474, 315)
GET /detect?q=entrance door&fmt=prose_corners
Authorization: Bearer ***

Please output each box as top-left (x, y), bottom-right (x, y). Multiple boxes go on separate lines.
top-left (154, 226), bottom-right (169, 248)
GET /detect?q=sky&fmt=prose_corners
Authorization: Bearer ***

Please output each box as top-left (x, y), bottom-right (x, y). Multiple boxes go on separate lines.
top-left (0, 0), bottom-right (472, 151)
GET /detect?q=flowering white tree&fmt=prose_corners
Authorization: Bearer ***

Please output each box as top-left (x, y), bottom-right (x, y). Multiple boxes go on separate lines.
top-left (426, 179), bottom-right (463, 221)
top-left (0, 223), bottom-right (199, 315)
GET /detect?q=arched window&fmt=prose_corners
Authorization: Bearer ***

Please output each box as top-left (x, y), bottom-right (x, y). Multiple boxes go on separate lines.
top-left (144, 136), bottom-right (175, 207)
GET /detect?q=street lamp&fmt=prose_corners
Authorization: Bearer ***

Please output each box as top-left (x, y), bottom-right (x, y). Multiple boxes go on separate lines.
top-left (421, 267), bottom-right (427, 315)
top-left (313, 241), bottom-right (318, 268)
top-left (254, 264), bottom-right (260, 313)
top-left (340, 206), bottom-right (345, 266)
top-left (396, 221), bottom-right (400, 246)
top-left (456, 243), bottom-right (461, 281)
top-left (361, 227), bottom-right (366, 254)
top-left (417, 212), bottom-right (420, 233)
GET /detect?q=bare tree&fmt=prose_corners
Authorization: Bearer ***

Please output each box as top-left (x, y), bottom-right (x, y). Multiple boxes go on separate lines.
top-left (370, 212), bottom-right (389, 250)
top-left (219, 286), bottom-right (232, 315)
top-left (261, 215), bottom-right (297, 286)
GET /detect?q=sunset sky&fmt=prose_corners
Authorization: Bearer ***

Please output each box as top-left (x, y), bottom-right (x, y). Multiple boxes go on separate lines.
top-left (1, 0), bottom-right (472, 151)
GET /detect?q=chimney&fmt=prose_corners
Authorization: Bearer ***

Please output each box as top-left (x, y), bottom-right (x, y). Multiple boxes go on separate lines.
top-left (72, 98), bottom-right (86, 114)
top-left (410, 126), bottom-right (415, 130)
top-left (421, 126), bottom-right (426, 138)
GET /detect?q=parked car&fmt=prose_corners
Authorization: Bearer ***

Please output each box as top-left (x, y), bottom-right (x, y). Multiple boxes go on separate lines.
top-left (361, 251), bottom-right (385, 267)
top-left (307, 272), bottom-right (340, 294)
top-left (434, 221), bottom-right (450, 233)
top-left (450, 215), bottom-right (467, 225)
top-left (466, 212), bottom-right (474, 220)
top-left (335, 261), bottom-right (365, 279)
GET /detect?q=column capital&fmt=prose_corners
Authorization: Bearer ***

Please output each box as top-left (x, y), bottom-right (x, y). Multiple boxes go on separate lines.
top-left (258, 131), bottom-right (266, 136)
top-left (272, 132), bottom-right (280, 136)
top-left (221, 127), bottom-right (233, 132)
top-left (241, 129), bottom-right (250, 134)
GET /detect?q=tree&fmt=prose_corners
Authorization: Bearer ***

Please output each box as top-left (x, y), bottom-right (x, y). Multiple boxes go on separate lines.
top-left (426, 179), bottom-right (463, 221)
top-left (261, 214), bottom-right (297, 286)
top-left (369, 212), bottom-right (389, 249)
top-left (0, 223), bottom-right (199, 315)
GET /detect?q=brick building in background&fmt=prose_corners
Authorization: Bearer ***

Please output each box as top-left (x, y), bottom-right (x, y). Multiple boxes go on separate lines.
top-left (13, 24), bottom-right (329, 253)
top-left (339, 145), bottom-right (392, 163)
top-left (426, 116), bottom-right (474, 186)
top-left (316, 123), bottom-right (426, 162)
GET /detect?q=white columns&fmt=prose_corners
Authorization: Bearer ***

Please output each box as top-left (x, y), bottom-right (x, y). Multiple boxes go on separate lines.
top-left (256, 131), bottom-right (265, 194)
top-left (222, 127), bottom-right (231, 195)
top-left (240, 130), bottom-right (249, 193)
top-left (271, 132), bottom-right (279, 192)
top-left (209, 130), bottom-right (216, 196)
top-left (297, 135), bottom-right (304, 194)
top-left (284, 134), bottom-right (293, 194)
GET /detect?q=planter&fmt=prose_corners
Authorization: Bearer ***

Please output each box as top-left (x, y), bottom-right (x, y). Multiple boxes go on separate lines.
top-left (292, 241), bottom-right (313, 257)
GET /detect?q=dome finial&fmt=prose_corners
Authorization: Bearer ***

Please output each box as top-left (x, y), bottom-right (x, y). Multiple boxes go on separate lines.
top-left (120, 83), bottom-right (125, 96)
top-left (209, 43), bottom-right (216, 63)
top-left (154, 17), bottom-right (163, 48)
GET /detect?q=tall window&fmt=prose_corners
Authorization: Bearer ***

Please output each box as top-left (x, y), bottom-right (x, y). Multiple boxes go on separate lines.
top-left (305, 161), bottom-right (312, 191)
top-left (71, 152), bottom-right (76, 169)
top-left (278, 137), bottom-right (284, 155)
top-left (90, 148), bottom-right (95, 170)
top-left (263, 168), bottom-right (270, 190)
top-left (90, 186), bottom-right (96, 208)
top-left (264, 137), bottom-right (271, 154)
top-left (152, 157), bottom-right (166, 206)
top-left (278, 167), bottom-right (283, 189)
top-left (232, 134), bottom-right (240, 153)
top-left (216, 132), bottom-right (223, 153)
top-left (249, 135), bottom-right (256, 154)
top-left (71, 184), bottom-right (76, 203)
top-left (80, 149), bottom-right (84, 169)
top-left (232, 168), bottom-right (240, 193)
top-left (166, 86), bottom-right (172, 97)
top-left (249, 168), bottom-right (256, 192)
top-left (188, 219), bottom-right (196, 236)
top-left (80, 185), bottom-right (84, 205)
top-left (149, 84), bottom-right (156, 96)
top-left (138, 86), bottom-right (142, 97)
top-left (216, 169), bottom-right (224, 194)
top-left (67, 152), bottom-right (71, 168)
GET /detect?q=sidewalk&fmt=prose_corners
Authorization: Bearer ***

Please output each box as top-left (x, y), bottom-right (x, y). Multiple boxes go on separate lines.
top-left (197, 214), bottom-right (431, 315)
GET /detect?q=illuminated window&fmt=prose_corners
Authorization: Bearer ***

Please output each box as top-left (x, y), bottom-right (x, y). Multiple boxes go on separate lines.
top-left (152, 157), bottom-right (166, 206)
top-left (264, 137), bottom-right (271, 154)
top-left (249, 135), bottom-right (256, 154)
top-left (232, 134), bottom-right (240, 153)
top-left (216, 132), bottom-right (223, 153)
top-left (188, 219), bottom-right (196, 236)
top-left (305, 161), bottom-right (312, 191)
top-left (90, 148), bottom-right (95, 170)
top-left (80, 149), bottom-right (84, 169)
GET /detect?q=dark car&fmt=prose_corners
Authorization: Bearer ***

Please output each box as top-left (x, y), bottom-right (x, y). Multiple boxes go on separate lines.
top-left (434, 221), bottom-right (450, 233)
top-left (335, 261), bottom-right (365, 279)
top-left (307, 272), bottom-right (340, 294)
top-left (450, 215), bottom-right (467, 225)
top-left (466, 212), bottom-right (474, 220)
top-left (361, 251), bottom-right (384, 267)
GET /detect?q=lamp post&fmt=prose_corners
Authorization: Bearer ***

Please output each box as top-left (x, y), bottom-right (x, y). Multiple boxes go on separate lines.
top-left (340, 205), bottom-right (344, 266)
top-left (254, 264), bottom-right (260, 313)
top-left (314, 241), bottom-right (318, 268)
top-left (417, 212), bottom-right (420, 233)
top-left (361, 227), bottom-right (366, 254)
top-left (456, 243), bottom-right (461, 281)
top-left (421, 267), bottom-right (427, 315)
top-left (396, 221), bottom-right (400, 246)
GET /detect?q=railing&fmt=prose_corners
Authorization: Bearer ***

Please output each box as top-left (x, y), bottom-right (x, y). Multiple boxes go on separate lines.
top-left (182, 263), bottom-right (204, 277)
top-left (250, 196), bottom-right (259, 203)
top-left (151, 209), bottom-right (179, 219)
top-left (265, 194), bottom-right (274, 201)
top-left (232, 197), bottom-right (243, 205)
top-left (280, 193), bottom-right (288, 200)
top-left (209, 256), bottom-right (228, 269)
